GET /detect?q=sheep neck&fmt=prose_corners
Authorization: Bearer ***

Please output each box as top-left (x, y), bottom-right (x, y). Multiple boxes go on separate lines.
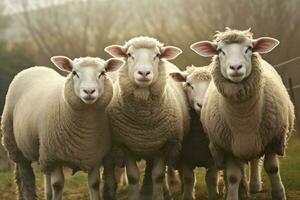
top-left (211, 53), bottom-right (263, 104)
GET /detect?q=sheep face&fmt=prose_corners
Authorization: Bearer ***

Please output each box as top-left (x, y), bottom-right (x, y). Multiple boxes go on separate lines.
top-left (126, 46), bottom-right (161, 87)
top-left (170, 68), bottom-right (211, 113)
top-left (190, 30), bottom-right (279, 83)
top-left (51, 56), bottom-right (123, 104)
top-left (105, 37), bottom-right (182, 88)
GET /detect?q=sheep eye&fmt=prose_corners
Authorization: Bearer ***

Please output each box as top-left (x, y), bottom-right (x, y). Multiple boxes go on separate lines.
top-left (217, 49), bottom-right (225, 56)
top-left (245, 46), bottom-right (252, 54)
top-left (98, 71), bottom-right (105, 78)
top-left (127, 53), bottom-right (132, 57)
top-left (72, 71), bottom-right (79, 78)
top-left (186, 82), bottom-right (193, 89)
top-left (153, 54), bottom-right (160, 60)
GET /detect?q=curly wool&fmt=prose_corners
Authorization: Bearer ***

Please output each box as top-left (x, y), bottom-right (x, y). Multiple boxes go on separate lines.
top-left (108, 61), bottom-right (190, 158)
top-left (1, 62), bottom-right (113, 172)
top-left (201, 53), bottom-right (295, 164)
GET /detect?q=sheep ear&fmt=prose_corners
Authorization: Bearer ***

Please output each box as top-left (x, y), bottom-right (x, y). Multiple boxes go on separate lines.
top-left (160, 46), bottom-right (182, 60)
top-left (169, 72), bottom-right (187, 82)
top-left (104, 58), bottom-right (124, 72)
top-left (190, 41), bottom-right (217, 57)
top-left (105, 45), bottom-right (127, 58)
top-left (252, 37), bottom-right (280, 54)
top-left (51, 56), bottom-right (73, 72)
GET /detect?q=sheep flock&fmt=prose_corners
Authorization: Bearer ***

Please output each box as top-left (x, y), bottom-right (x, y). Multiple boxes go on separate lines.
top-left (0, 28), bottom-right (295, 200)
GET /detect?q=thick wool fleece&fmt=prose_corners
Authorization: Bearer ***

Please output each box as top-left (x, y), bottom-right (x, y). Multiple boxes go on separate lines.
top-left (108, 60), bottom-right (190, 158)
top-left (201, 53), bottom-right (295, 166)
top-left (1, 66), bottom-right (113, 172)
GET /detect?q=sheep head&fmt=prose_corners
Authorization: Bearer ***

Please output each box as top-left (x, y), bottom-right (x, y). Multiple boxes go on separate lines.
top-left (105, 36), bottom-right (182, 88)
top-left (170, 66), bottom-right (211, 113)
top-left (51, 56), bottom-right (124, 104)
top-left (190, 28), bottom-right (279, 83)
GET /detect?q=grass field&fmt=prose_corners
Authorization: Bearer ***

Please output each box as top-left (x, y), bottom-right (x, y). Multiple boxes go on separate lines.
top-left (0, 137), bottom-right (300, 200)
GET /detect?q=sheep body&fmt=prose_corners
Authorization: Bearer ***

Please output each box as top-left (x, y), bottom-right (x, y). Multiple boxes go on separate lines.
top-left (108, 60), bottom-right (189, 157)
top-left (2, 65), bottom-right (113, 172)
top-left (202, 53), bottom-right (294, 164)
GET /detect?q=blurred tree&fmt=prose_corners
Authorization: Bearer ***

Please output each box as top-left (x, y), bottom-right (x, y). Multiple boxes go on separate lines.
top-left (2, 0), bottom-right (300, 121)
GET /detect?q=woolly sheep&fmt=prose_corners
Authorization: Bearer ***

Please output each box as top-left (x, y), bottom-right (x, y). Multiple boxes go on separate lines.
top-left (104, 36), bottom-right (190, 200)
top-left (1, 56), bottom-right (124, 200)
top-left (170, 65), bottom-right (264, 199)
top-left (191, 28), bottom-right (295, 200)
top-left (170, 66), bottom-right (219, 200)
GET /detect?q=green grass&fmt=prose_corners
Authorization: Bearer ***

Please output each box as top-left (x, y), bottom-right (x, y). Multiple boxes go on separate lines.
top-left (1, 137), bottom-right (300, 199)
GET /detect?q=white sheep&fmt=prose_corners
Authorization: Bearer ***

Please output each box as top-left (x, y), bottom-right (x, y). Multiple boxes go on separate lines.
top-left (104, 36), bottom-right (190, 200)
top-left (191, 28), bottom-right (295, 200)
top-left (170, 65), bottom-right (264, 199)
top-left (1, 56), bottom-right (124, 200)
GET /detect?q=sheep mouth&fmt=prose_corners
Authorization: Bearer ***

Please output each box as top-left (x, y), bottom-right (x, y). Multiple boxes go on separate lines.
top-left (137, 78), bottom-right (151, 82)
top-left (82, 96), bottom-right (97, 103)
top-left (229, 73), bottom-right (244, 78)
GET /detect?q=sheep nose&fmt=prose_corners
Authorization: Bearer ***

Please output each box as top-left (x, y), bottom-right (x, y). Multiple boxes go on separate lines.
top-left (230, 65), bottom-right (243, 71)
top-left (83, 89), bottom-right (95, 95)
top-left (138, 71), bottom-right (151, 77)
top-left (197, 103), bottom-right (202, 109)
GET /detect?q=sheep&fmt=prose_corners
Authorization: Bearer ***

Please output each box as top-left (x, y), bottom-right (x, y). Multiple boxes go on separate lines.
top-left (169, 65), bottom-right (219, 200)
top-left (190, 28), bottom-right (295, 200)
top-left (170, 65), bottom-right (264, 199)
top-left (104, 36), bottom-right (190, 200)
top-left (1, 56), bottom-right (124, 200)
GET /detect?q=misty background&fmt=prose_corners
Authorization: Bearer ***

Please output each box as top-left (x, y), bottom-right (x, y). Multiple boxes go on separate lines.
top-left (0, 0), bottom-right (299, 127)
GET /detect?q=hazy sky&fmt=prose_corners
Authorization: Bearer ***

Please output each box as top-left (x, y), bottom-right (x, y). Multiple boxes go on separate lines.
top-left (4, 0), bottom-right (80, 14)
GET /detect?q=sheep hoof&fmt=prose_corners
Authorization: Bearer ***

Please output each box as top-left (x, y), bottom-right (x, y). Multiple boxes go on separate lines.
top-left (249, 183), bottom-right (262, 194)
top-left (208, 193), bottom-right (219, 200)
top-left (139, 195), bottom-right (152, 200)
top-left (181, 196), bottom-right (194, 200)
top-left (271, 189), bottom-right (286, 200)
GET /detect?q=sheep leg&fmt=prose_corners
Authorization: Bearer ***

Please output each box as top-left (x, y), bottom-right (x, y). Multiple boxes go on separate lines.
top-left (44, 173), bottom-right (52, 200)
top-left (103, 158), bottom-right (117, 200)
top-left (140, 159), bottom-right (153, 199)
top-left (181, 163), bottom-right (195, 200)
top-left (167, 167), bottom-right (180, 187)
top-left (225, 159), bottom-right (242, 200)
top-left (15, 161), bottom-right (37, 200)
top-left (125, 154), bottom-right (140, 200)
top-left (264, 152), bottom-right (286, 200)
top-left (151, 156), bottom-right (165, 200)
top-left (205, 165), bottom-right (219, 200)
top-left (239, 164), bottom-right (249, 199)
top-left (50, 165), bottom-right (64, 200)
top-left (249, 158), bottom-right (262, 193)
top-left (117, 168), bottom-right (128, 186)
top-left (88, 167), bottom-right (101, 200)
